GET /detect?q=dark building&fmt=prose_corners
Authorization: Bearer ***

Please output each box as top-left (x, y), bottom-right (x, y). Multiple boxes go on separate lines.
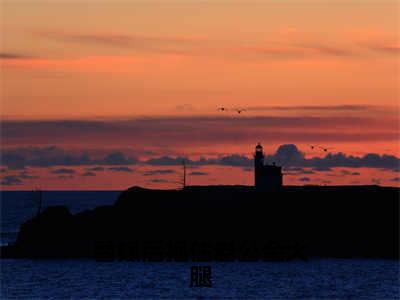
top-left (254, 143), bottom-right (283, 191)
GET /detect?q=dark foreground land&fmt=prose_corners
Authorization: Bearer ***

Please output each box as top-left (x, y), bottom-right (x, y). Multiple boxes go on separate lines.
top-left (1, 185), bottom-right (399, 261)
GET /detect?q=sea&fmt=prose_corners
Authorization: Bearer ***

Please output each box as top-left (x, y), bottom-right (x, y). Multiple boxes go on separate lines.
top-left (1, 191), bottom-right (399, 299)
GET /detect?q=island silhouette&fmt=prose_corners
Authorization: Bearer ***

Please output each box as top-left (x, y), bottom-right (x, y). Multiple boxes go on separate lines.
top-left (1, 144), bottom-right (399, 261)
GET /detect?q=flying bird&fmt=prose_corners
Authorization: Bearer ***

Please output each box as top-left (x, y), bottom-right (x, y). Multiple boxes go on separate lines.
top-left (236, 109), bottom-right (246, 114)
top-left (310, 144), bottom-right (319, 150)
top-left (318, 146), bottom-right (334, 152)
top-left (218, 107), bottom-right (228, 112)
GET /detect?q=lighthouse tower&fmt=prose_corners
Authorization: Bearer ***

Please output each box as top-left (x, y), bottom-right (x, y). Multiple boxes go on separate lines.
top-left (254, 143), bottom-right (283, 191)
top-left (254, 143), bottom-right (265, 187)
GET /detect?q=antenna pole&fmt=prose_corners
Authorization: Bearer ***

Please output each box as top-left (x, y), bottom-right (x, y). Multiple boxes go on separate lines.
top-left (183, 159), bottom-right (186, 189)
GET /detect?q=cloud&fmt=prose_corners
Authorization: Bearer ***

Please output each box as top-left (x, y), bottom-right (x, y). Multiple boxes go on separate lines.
top-left (103, 152), bottom-right (137, 165)
top-left (0, 170), bottom-right (39, 186)
top-left (1, 144), bottom-right (399, 172)
top-left (36, 31), bottom-right (197, 55)
top-left (86, 166), bottom-right (105, 172)
top-left (299, 44), bottom-right (351, 56)
top-left (390, 177), bottom-right (400, 182)
top-left (299, 177), bottom-right (311, 182)
top-left (51, 168), bottom-right (76, 174)
top-left (245, 105), bottom-right (373, 112)
top-left (340, 170), bottom-right (360, 176)
top-left (366, 43), bottom-right (400, 54)
top-left (189, 171), bottom-right (208, 176)
top-left (147, 144), bottom-right (400, 171)
top-left (284, 167), bottom-right (315, 175)
top-left (146, 156), bottom-right (187, 166)
top-left (3, 114), bottom-right (397, 151)
top-left (0, 146), bottom-right (137, 169)
top-left (1, 152), bottom-right (27, 169)
top-left (82, 171), bottom-right (96, 177)
top-left (0, 52), bottom-right (32, 60)
top-left (239, 43), bottom-right (351, 58)
top-left (58, 175), bottom-right (74, 179)
top-left (17, 171), bottom-right (39, 179)
top-left (143, 169), bottom-right (175, 176)
top-left (148, 178), bottom-right (169, 183)
top-left (108, 166), bottom-right (134, 173)
top-left (1, 176), bottom-right (23, 186)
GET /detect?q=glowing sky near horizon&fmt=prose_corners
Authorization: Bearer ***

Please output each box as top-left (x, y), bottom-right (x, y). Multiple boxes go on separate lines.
top-left (1, 1), bottom-right (399, 189)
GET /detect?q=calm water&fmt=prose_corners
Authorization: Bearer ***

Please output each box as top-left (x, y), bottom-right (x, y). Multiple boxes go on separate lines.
top-left (2, 259), bottom-right (399, 299)
top-left (1, 191), bottom-right (399, 299)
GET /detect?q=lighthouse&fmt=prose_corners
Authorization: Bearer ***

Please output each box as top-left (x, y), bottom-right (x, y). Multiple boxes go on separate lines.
top-left (254, 143), bottom-right (283, 191)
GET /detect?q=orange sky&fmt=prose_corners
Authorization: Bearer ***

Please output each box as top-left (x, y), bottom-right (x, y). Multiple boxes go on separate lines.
top-left (2, 1), bottom-right (399, 117)
top-left (1, 1), bottom-right (399, 189)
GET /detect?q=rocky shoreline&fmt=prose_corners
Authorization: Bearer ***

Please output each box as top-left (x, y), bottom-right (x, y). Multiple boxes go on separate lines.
top-left (1, 185), bottom-right (399, 261)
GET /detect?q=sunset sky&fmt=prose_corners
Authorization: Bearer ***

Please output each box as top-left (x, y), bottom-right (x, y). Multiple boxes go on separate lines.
top-left (1, 0), bottom-right (399, 189)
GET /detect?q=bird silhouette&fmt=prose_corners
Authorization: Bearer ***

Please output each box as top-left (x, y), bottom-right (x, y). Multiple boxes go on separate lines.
top-left (236, 109), bottom-right (246, 114)
top-left (310, 144), bottom-right (319, 150)
top-left (218, 107), bottom-right (228, 112)
top-left (318, 146), bottom-right (334, 152)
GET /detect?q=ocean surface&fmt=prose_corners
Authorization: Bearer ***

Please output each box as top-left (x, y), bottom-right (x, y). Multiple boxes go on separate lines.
top-left (1, 191), bottom-right (399, 299)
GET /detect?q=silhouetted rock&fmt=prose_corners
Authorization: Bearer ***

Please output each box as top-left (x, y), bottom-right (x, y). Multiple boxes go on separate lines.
top-left (1, 185), bottom-right (399, 261)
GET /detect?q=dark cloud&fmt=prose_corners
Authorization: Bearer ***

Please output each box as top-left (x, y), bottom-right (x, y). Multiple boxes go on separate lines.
top-left (0, 168), bottom-right (7, 173)
top-left (0, 170), bottom-right (39, 186)
top-left (143, 169), bottom-right (175, 176)
top-left (108, 167), bottom-right (134, 173)
top-left (298, 44), bottom-right (351, 56)
top-left (217, 155), bottom-right (252, 167)
top-left (17, 171), bottom-right (39, 179)
top-left (36, 31), bottom-right (195, 54)
top-left (366, 43), bottom-right (400, 54)
top-left (146, 144), bottom-right (400, 171)
top-left (284, 167), bottom-right (315, 175)
top-left (1, 176), bottom-right (23, 186)
top-left (0, 146), bottom-right (137, 169)
top-left (86, 166), bottom-right (105, 172)
top-left (189, 171), bottom-right (209, 176)
top-left (241, 43), bottom-right (351, 58)
top-left (340, 170), bottom-right (360, 176)
top-left (51, 168), bottom-right (76, 174)
top-left (390, 177), bottom-right (400, 182)
top-left (146, 156), bottom-right (187, 166)
top-left (299, 177), bottom-right (311, 182)
top-left (1, 144), bottom-right (399, 172)
top-left (1, 152), bottom-right (27, 169)
top-left (246, 105), bottom-right (372, 112)
top-left (3, 115), bottom-right (397, 150)
top-left (0, 52), bottom-right (32, 60)
top-left (312, 166), bottom-right (333, 172)
top-left (148, 179), bottom-right (169, 183)
top-left (103, 152), bottom-right (137, 165)
top-left (82, 171), bottom-right (96, 177)
top-left (58, 175), bottom-right (74, 179)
